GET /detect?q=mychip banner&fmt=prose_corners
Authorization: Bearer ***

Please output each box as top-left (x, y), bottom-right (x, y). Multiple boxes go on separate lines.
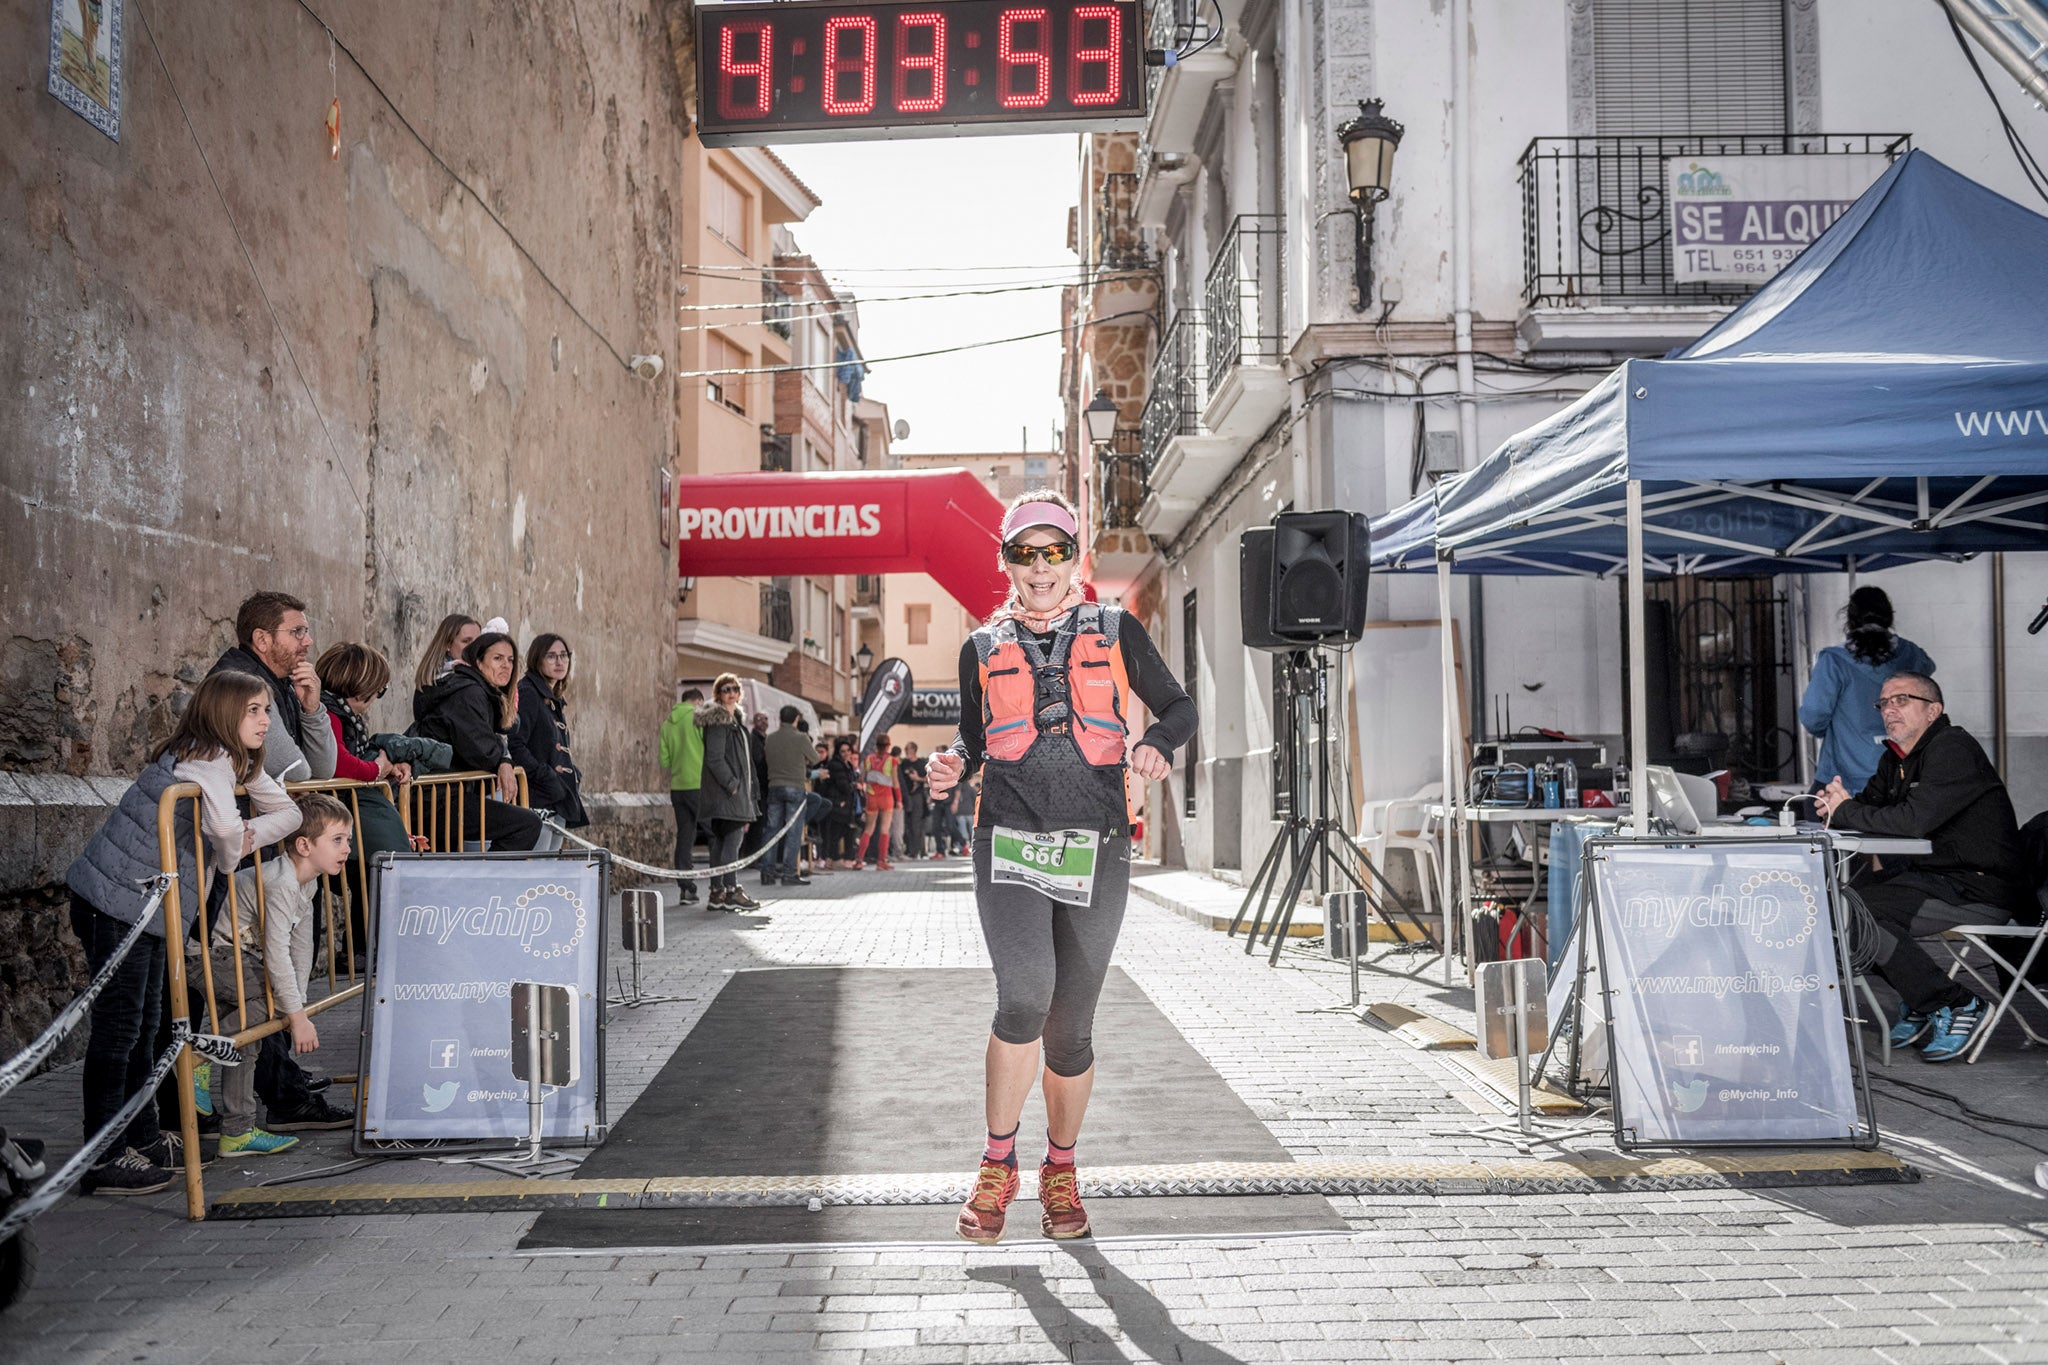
top-left (1669, 153), bottom-right (1891, 285)
top-left (359, 852), bottom-right (609, 1146)
top-left (1590, 838), bottom-right (1869, 1148)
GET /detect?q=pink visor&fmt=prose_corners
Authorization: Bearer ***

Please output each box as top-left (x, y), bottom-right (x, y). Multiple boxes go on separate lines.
top-left (1001, 501), bottom-right (1078, 542)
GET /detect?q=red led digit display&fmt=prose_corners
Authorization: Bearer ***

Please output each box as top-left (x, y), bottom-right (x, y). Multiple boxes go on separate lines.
top-left (717, 19), bottom-right (774, 121)
top-left (893, 13), bottom-right (947, 113)
top-left (696, 0), bottom-right (1144, 145)
top-left (822, 15), bottom-right (878, 115)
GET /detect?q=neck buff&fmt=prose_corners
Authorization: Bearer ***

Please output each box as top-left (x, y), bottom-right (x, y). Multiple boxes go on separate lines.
top-left (1005, 581), bottom-right (1086, 634)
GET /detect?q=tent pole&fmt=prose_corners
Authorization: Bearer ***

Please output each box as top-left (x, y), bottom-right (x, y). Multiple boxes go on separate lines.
top-left (1627, 480), bottom-right (1650, 837)
top-left (1789, 576), bottom-right (1814, 786)
top-left (1437, 559), bottom-right (1462, 983)
top-left (1993, 553), bottom-right (2009, 779)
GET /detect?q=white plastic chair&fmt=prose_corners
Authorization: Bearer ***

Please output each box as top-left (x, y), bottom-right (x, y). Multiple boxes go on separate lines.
top-left (1357, 783), bottom-right (1443, 936)
top-left (1936, 888), bottom-right (2048, 1064)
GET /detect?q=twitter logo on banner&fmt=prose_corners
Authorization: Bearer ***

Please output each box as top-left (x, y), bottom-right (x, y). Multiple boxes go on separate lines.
top-left (422, 1081), bottom-right (460, 1113)
top-left (1671, 1078), bottom-right (1708, 1113)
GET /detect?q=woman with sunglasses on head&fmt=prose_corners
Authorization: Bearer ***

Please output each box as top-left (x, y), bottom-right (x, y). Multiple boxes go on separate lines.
top-left (696, 674), bottom-right (761, 909)
top-left (927, 490), bottom-right (1196, 1244)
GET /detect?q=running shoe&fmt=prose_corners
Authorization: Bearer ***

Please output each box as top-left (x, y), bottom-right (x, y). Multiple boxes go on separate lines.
top-left (139, 1131), bottom-right (217, 1169)
top-left (84, 1148), bottom-right (174, 1196)
top-left (264, 1095), bottom-right (354, 1131)
top-left (727, 886), bottom-right (761, 910)
top-left (878, 860), bottom-right (895, 872)
top-left (1923, 998), bottom-right (1985, 1063)
top-left (191, 1060), bottom-right (215, 1117)
top-left (956, 1159), bottom-right (1020, 1244)
top-left (1888, 1002), bottom-right (1934, 1050)
top-left (218, 1128), bottom-right (300, 1158)
top-left (1038, 1162), bottom-right (1091, 1240)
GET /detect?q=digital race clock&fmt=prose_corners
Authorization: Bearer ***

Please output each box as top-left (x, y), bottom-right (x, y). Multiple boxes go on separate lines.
top-left (694, 0), bottom-right (1146, 145)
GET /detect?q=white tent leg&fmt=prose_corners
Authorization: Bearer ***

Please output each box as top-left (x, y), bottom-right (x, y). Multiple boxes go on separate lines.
top-left (1627, 480), bottom-right (1650, 837)
top-left (1437, 559), bottom-right (1462, 983)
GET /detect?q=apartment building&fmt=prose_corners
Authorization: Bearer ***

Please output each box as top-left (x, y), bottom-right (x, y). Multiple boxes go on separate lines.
top-left (1066, 0), bottom-right (2048, 872)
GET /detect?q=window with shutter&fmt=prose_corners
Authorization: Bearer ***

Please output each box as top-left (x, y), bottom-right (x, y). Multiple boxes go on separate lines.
top-left (1592, 0), bottom-right (1787, 136)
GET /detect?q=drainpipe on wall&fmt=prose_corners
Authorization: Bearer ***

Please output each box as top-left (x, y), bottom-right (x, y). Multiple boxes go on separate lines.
top-left (1451, 0), bottom-right (1486, 733)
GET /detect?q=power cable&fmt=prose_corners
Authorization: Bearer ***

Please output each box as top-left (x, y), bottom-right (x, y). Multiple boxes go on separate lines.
top-left (290, 0), bottom-right (639, 371)
top-left (1943, 3), bottom-right (2048, 208)
top-left (1869, 1070), bottom-right (2048, 1138)
top-left (132, 0), bottom-right (384, 579)
top-left (672, 308), bottom-right (1158, 379)
top-left (678, 270), bottom-right (1147, 313)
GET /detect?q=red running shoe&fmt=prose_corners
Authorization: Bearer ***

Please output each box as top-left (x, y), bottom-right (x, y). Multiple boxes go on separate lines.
top-left (955, 1159), bottom-right (1019, 1244)
top-left (1038, 1162), bottom-right (1090, 1239)
top-left (878, 860), bottom-right (895, 871)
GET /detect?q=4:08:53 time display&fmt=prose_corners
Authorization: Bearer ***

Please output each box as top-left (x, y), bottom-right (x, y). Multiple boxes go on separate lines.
top-left (696, 0), bottom-right (1145, 145)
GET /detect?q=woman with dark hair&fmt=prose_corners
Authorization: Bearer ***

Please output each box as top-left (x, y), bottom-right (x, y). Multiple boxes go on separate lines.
top-left (696, 674), bottom-right (760, 909)
top-left (412, 632), bottom-right (544, 851)
top-left (1799, 585), bottom-right (1938, 794)
top-left (823, 735), bottom-right (863, 868)
top-left (512, 633), bottom-right (589, 829)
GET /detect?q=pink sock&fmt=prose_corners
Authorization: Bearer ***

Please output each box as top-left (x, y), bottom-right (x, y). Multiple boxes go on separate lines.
top-left (983, 1125), bottom-right (1018, 1168)
top-left (1045, 1135), bottom-right (1076, 1168)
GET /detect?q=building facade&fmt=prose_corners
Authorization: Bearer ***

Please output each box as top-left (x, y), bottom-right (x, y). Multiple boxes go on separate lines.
top-left (1067, 0), bottom-right (2048, 873)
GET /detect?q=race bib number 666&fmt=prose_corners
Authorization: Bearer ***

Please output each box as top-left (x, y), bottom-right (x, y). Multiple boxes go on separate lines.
top-left (991, 826), bottom-right (1099, 907)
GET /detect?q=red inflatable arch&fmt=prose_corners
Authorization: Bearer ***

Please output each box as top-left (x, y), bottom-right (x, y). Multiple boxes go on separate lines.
top-left (676, 468), bottom-right (1011, 617)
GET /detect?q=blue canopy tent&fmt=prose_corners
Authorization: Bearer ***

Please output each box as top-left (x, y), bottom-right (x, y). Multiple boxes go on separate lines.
top-left (1373, 150), bottom-right (2048, 843)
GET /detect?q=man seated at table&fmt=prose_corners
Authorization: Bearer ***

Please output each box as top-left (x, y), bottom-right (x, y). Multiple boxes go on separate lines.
top-left (1815, 672), bottom-right (2023, 1062)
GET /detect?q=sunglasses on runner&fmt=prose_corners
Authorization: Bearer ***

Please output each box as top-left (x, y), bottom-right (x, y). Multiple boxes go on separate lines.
top-left (1002, 540), bottom-right (1079, 567)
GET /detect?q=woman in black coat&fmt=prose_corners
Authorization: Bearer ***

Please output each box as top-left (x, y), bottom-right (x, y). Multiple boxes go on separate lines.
top-left (696, 673), bottom-right (760, 910)
top-left (822, 735), bottom-right (863, 869)
top-left (411, 631), bottom-right (542, 851)
top-left (511, 633), bottom-right (589, 828)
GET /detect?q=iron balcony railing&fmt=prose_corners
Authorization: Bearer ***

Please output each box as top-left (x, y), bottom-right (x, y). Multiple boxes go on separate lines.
top-left (762, 277), bottom-right (794, 339)
top-left (1093, 171), bottom-right (1151, 274)
top-left (760, 430), bottom-right (793, 472)
top-left (1139, 310), bottom-right (1206, 475)
top-left (1204, 214), bottom-right (1282, 394)
top-left (1146, 0), bottom-right (1216, 112)
top-left (1518, 133), bottom-right (1909, 307)
top-left (760, 584), bottom-right (794, 642)
top-left (1096, 431), bottom-right (1147, 530)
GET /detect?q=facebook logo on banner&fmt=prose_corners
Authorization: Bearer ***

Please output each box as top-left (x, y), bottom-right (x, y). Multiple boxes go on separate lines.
top-left (428, 1039), bottom-right (462, 1069)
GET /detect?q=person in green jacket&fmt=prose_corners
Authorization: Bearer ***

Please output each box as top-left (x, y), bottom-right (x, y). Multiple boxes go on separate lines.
top-left (659, 686), bottom-right (706, 903)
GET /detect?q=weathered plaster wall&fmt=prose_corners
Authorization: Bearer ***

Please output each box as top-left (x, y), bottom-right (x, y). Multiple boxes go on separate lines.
top-left (1, 0), bottom-right (686, 793)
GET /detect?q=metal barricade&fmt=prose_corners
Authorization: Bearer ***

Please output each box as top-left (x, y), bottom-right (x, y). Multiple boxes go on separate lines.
top-left (156, 769), bottom-right (528, 1220)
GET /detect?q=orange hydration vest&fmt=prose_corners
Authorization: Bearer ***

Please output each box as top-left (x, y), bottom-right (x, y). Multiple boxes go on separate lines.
top-left (970, 604), bottom-right (1132, 769)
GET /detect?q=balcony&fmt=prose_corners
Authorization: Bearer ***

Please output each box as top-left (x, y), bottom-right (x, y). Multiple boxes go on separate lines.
top-left (850, 573), bottom-right (882, 619)
top-left (1201, 214), bottom-right (1287, 440)
top-left (1090, 172), bottom-right (1151, 275)
top-left (1137, 310), bottom-right (1235, 541)
top-left (759, 584), bottom-right (794, 643)
top-left (1517, 133), bottom-right (1908, 352)
top-left (1144, 0), bottom-right (1233, 157)
top-left (1091, 433), bottom-right (1155, 596)
top-left (760, 429), bottom-right (793, 472)
top-left (762, 277), bottom-right (794, 340)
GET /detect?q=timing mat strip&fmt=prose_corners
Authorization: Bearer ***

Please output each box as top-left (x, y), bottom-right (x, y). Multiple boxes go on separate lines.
top-left (208, 1151), bottom-right (1915, 1219)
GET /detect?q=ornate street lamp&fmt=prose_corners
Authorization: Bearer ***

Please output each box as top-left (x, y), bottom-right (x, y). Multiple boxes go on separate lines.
top-left (1336, 99), bottom-right (1404, 313)
top-left (1084, 388), bottom-right (1120, 447)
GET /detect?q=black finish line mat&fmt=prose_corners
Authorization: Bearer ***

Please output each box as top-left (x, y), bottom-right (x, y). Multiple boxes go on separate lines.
top-left (207, 969), bottom-right (1919, 1235)
top-left (514, 966), bottom-right (1347, 1247)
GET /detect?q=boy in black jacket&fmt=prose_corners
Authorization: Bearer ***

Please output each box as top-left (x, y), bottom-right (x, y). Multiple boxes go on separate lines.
top-left (1817, 672), bottom-right (2024, 1061)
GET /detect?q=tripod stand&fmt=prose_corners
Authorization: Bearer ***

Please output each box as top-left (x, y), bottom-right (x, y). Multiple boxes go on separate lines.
top-left (1228, 650), bottom-right (1436, 968)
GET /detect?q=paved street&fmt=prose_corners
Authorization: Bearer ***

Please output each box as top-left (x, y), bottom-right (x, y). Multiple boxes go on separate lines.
top-left (3, 857), bottom-right (2045, 1365)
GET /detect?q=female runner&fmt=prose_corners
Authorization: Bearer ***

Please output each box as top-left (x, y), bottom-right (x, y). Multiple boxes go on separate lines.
top-left (927, 490), bottom-right (1196, 1242)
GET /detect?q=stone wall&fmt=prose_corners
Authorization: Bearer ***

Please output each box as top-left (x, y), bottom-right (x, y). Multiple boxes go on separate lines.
top-left (1, 0), bottom-right (689, 794)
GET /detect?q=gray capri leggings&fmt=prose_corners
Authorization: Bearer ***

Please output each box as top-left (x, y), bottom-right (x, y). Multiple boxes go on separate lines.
top-left (973, 832), bottom-right (1132, 1077)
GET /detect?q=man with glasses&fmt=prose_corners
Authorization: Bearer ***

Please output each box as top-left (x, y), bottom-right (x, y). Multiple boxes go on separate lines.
top-left (209, 591), bottom-right (338, 783)
top-left (1816, 672), bottom-right (2023, 1062)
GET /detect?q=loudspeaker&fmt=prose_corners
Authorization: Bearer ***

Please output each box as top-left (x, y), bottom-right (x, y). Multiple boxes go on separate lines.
top-left (1239, 527), bottom-right (1295, 652)
top-left (1270, 510), bottom-right (1370, 644)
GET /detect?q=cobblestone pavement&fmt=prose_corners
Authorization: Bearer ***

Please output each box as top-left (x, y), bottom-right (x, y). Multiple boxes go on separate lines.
top-left (3, 856), bottom-right (2045, 1364)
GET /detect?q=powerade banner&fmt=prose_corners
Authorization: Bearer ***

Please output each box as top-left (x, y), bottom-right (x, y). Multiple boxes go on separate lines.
top-left (856, 658), bottom-right (914, 755)
top-left (360, 853), bottom-right (608, 1144)
top-left (1590, 839), bottom-right (1864, 1147)
top-left (910, 687), bottom-right (961, 728)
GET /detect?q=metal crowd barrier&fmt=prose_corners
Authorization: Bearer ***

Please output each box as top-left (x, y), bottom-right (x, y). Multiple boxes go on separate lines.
top-left (157, 769), bottom-right (528, 1220)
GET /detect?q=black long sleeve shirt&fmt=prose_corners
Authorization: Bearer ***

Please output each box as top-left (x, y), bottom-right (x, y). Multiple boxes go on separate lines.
top-left (948, 611), bottom-right (1197, 836)
top-left (1837, 714), bottom-right (2024, 910)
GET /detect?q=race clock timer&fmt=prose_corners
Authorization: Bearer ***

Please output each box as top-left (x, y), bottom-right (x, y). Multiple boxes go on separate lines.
top-left (695, 0), bottom-right (1146, 145)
